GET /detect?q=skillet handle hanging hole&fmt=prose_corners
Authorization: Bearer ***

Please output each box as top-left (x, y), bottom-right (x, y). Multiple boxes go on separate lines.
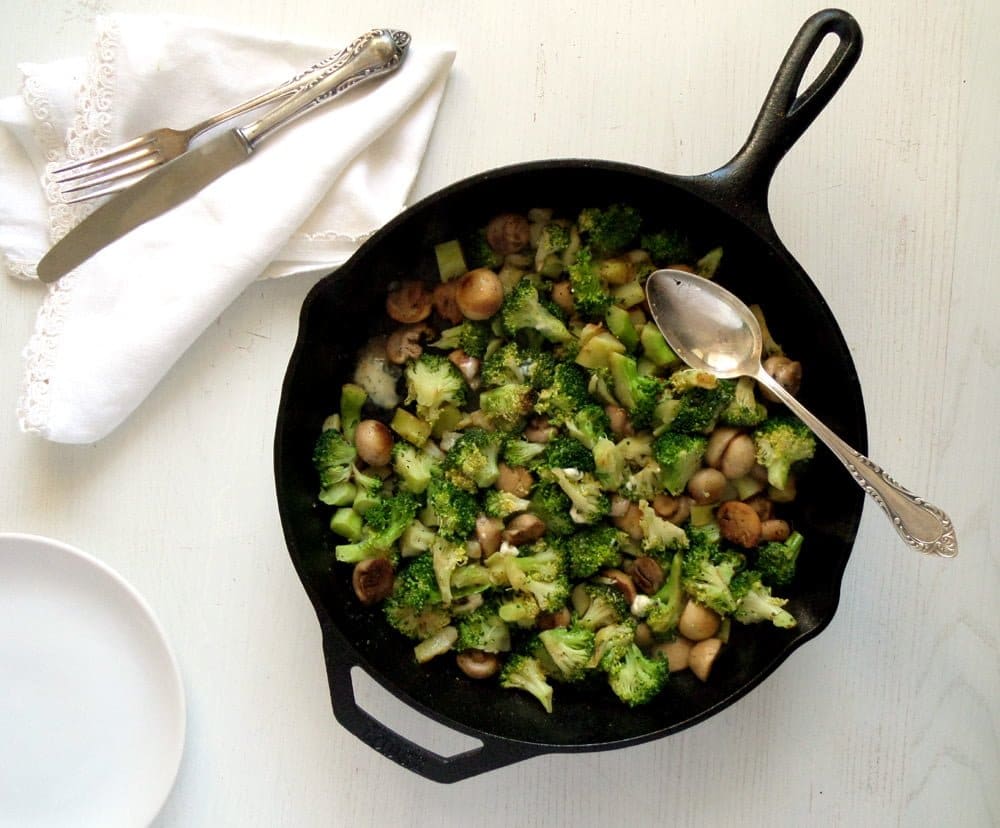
top-left (323, 642), bottom-right (544, 782)
top-left (705, 9), bottom-right (863, 217)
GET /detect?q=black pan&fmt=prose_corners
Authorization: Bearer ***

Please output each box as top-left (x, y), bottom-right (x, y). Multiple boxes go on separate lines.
top-left (275, 8), bottom-right (867, 782)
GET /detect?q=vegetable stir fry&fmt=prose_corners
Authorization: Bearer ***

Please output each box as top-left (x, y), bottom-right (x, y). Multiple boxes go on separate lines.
top-left (312, 205), bottom-right (815, 711)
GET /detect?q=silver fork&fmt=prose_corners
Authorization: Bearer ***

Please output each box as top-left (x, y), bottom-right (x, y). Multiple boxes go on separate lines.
top-left (50, 43), bottom-right (360, 203)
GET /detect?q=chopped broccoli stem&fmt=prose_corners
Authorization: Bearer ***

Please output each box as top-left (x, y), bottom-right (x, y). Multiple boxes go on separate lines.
top-left (435, 239), bottom-right (468, 282)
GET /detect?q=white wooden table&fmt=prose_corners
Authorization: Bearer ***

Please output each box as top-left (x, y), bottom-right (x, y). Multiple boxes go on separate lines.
top-left (3, 1), bottom-right (997, 825)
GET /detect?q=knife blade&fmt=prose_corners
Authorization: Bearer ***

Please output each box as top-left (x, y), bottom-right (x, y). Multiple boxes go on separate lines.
top-left (37, 28), bottom-right (410, 284)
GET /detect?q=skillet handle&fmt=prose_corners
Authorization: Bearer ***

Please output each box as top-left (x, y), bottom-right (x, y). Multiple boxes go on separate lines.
top-left (322, 632), bottom-right (546, 783)
top-left (698, 8), bottom-right (863, 232)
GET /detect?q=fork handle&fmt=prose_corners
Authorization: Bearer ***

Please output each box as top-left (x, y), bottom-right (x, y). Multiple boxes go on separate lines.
top-left (238, 29), bottom-right (410, 148)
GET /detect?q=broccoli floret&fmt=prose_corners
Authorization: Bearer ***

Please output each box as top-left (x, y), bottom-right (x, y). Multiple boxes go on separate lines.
top-left (577, 204), bottom-right (642, 256)
top-left (497, 594), bottom-right (542, 627)
top-left (608, 352), bottom-right (666, 429)
top-left (465, 228), bottom-right (504, 270)
top-left (644, 551), bottom-right (684, 638)
top-left (575, 582), bottom-right (629, 631)
top-left (456, 603), bottom-right (511, 653)
top-left (339, 383), bottom-right (368, 443)
top-left (479, 384), bottom-right (534, 432)
top-left (606, 643), bottom-right (668, 707)
top-left (432, 319), bottom-right (493, 359)
top-left (639, 228), bottom-right (692, 265)
top-left (383, 598), bottom-right (452, 640)
top-left (535, 222), bottom-right (572, 273)
top-left (404, 353), bottom-right (467, 427)
top-left (425, 476), bottom-right (478, 541)
top-left (527, 483), bottom-right (576, 536)
top-left (503, 438), bottom-right (548, 469)
top-left (535, 625), bottom-right (596, 682)
top-left (334, 490), bottom-right (420, 564)
top-left (500, 279), bottom-right (575, 344)
top-left (350, 462), bottom-right (384, 514)
top-left (506, 543), bottom-right (567, 583)
top-left (753, 417), bottom-right (817, 490)
top-left (719, 375), bottom-right (768, 427)
top-left (483, 489), bottom-right (531, 520)
top-left (564, 404), bottom-right (611, 450)
top-left (567, 247), bottom-right (612, 317)
top-left (592, 437), bottom-right (627, 491)
top-left (480, 341), bottom-right (555, 389)
top-left (637, 500), bottom-right (689, 556)
top-left (543, 434), bottom-right (597, 473)
top-left (587, 620), bottom-right (637, 670)
top-left (731, 570), bottom-right (797, 629)
top-left (681, 540), bottom-right (738, 616)
top-left (499, 654), bottom-right (554, 713)
top-left (620, 462), bottom-right (663, 502)
top-left (442, 428), bottom-right (503, 491)
top-left (565, 524), bottom-right (624, 579)
top-left (519, 572), bottom-right (571, 612)
top-left (391, 440), bottom-right (441, 494)
top-left (313, 429), bottom-right (357, 503)
top-left (548, 468), bottom-right (610, 525)
top-left (390, 554), bottom-right (440, 609)
top-left (430, 535), bottom-right (468, 606)
top-left (670, 379), bottom-right (736, 434)
top-left (399, 519), bottom-right (437, 557)
top-left (534, 362), bottom-right (590, 426)
top-left (755, 531), bottom-right (804, 587)
top-left (667, 367), bottom-right (719, 394)
top-left (652, 431), bottom-right (708, 496)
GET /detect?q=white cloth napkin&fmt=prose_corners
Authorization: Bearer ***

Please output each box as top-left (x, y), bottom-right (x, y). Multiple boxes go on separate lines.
top-left (0, 14), bottom-right (455, 444)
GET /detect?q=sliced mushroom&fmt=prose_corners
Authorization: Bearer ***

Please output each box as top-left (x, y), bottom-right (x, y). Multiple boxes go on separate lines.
top-left (475, 515), bottom-right (504, 558)
top-left (432, 280), bottom-right (463, 324)
top-left (760, 518), bottom-right (791, 542)
top-left (634, 622), bottom-right (654, 650)
top-left (601, 568), bottom-right (638, 606)
top-left (524, 416), bottom-right (555, 443)
top-left (605, 405), bottom-right (633, 438)
top-left (716, 499), bottom-right (763, 548)
top-left (760, 355), bottom-right (803, 402)
top-left (354, 419), bottom-right (394, 467)
top-left (456, 650), bottom-right (501, 679)
top-left (704, 426), bottom-right (740, 468)
top-left (385, 280), bottom-right (433, 323)
top-left (455, 268), bottom-right (505, 320)
top-left (631, 556), bottom-right (665, 595)
top-left (352, 558), bottom-right (394, 605)
top-left (652, 637), bottom-right (693, 672)
top-left (485, 213), bottom-right (531, 254)
top-left (744, 494), bottom-right (775, 522)
top-left (719, 434), bottom-right (757, 479)
top-left (385, 322), bottom-right (435, 365)
top-left (688, 468), bottom-right (727, 505)
top-left (496, 463), bottom-right (533, 498)
top-left (612, 502), bottom-right (644, 541)
top-left (448, 349), bottom-right (481, 385)
top-left (689, 638), bottom-right (724, 681)
top-left (536, 607), bottom-right (572, 630)
top-left (678, 601), bottom-right (721, 641)
top-left (502, 513), bottom-right (546, 546)
top-left (551, 281), bottom-right (575, 315)
top-left (652, 493), bottom-right (691, 525)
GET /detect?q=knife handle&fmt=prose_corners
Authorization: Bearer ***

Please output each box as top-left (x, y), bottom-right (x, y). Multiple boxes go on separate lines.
top-left (239, 29), bottom-right (410, 147)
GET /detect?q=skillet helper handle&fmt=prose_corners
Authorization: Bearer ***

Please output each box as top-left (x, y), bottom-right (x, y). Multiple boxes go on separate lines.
top-left (238, 28), bottom-right (410, 148)
top-left (707, 8), bottom-right (863, 218)
top-left (323, 634), bottom-right (545, 783)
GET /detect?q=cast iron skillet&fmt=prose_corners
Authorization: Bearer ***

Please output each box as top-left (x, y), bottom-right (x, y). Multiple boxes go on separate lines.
top-left (275, 9), bottom-right (866, 783)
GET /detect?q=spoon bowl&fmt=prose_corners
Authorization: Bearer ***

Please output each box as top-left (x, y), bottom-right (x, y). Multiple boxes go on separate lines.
top-left (645, 269), bottom-right (957, 558)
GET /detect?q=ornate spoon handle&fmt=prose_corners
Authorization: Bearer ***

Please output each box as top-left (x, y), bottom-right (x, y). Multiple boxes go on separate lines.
top-left (755, 371), bottom-right (957, 558)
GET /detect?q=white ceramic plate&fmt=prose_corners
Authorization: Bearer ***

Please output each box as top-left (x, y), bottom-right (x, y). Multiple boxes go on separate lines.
top-left (0, 533), bottom-right (185, 827)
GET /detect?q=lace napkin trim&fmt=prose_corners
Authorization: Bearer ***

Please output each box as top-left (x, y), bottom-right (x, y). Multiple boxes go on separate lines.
top-left (17, 18), bottom-right (120, 436)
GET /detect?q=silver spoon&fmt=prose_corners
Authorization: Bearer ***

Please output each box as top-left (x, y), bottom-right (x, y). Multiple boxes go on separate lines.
top-left (645, 269), bottom-right (957, 558)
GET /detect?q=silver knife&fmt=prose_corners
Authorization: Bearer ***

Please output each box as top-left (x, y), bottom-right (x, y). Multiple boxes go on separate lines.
top-left (37, 29), bottom-right (411, 283)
